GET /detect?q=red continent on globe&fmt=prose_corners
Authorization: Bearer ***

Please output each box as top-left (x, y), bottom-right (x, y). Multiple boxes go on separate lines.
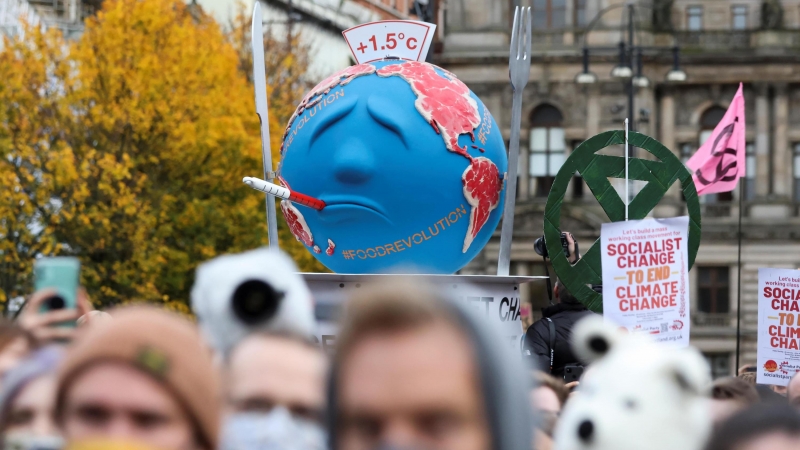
top-left (280, 200), bottom-right (314, 248)
top-left (376, 61), bottom-right (481, 159)
top-left (462, 157), bottom-right (504, 252)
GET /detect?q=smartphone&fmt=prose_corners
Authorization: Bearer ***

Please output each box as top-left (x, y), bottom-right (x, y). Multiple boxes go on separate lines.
top-left (33, 257), bottom-right (80, 319)
top-left (564, 364), bottom-right (584, 383)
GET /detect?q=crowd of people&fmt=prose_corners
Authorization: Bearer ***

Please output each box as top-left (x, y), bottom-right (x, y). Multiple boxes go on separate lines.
top-left (1, 246), bottom-right (800, 450)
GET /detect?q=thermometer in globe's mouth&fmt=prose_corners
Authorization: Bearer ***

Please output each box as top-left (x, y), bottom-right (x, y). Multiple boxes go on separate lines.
top-left (242, 177), bottom-right (327, 211)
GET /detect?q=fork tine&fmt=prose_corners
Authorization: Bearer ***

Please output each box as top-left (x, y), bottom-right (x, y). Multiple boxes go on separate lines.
top-left (524, 7), bottom-right (532, 62)
top-left (510, 6), bottom-right (520, 62)
top-left (516, 8), bottom-right (524, 60)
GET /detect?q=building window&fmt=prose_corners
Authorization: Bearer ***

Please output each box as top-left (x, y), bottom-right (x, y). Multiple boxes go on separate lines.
top-left (680, 143), bottom-right (694, 163)
top-left (704, 353), bottom-right (731, 379)
top-left (731, 5), bottom-right (747, 30)
top-left (533, 0), bottom-right (566, 29)
top-left (687, 6), bottom-right (703, 31)
top-left (574, 0), bottom-right (587, 27)
top-left (529, 104), bottom-right (565, 197)
top-left (744, 142), bottom-right (755, 200)
top-left (698, 266), bottom-right (730, 314)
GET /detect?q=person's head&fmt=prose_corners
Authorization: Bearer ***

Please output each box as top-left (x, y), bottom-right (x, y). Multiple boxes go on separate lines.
top-left (705, 404), bottom-right (800, 450)
top-left (788, 372), bottom-right (800, 407)
top-left (221, 332), bottom-right (327, 450)
top-left (330, 279), bottom-right (531, 450)
top-left (530, 372), bottom-right (568, 437)
top-left (737, 364), bottom-right (756, 376)
top-left (553, 281), bottom-right (577, 304)
top-left (772, 384), bottom-right (788, 397)
top-left (709, 377), bottom-right (759, 424)
top-left (0, 346), bottom-right (63, 446)
top-left (737, 372), bottom-right (756, 385)
top-left (55, 306), bottom-right (219, 450)
top-left (0, 319), bottom-right (35, 385)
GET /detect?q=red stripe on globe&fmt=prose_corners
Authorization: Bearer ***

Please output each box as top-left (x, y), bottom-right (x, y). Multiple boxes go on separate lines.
top-left (277, 60), bottom-right (507, 273)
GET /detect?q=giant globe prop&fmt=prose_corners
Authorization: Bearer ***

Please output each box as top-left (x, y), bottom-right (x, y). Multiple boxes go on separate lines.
top-left (276, 59), bottom-right (508, 274)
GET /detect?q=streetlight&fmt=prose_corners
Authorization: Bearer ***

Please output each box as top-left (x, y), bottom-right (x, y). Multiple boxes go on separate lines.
top-left (575, 47), bottom-right (598, 84)
top-left (666, 46), bottom-right (687, 82)
top-left (611, 42), bottom-right (633, 79)
top-left (632, 49), bottom-right (650, 88)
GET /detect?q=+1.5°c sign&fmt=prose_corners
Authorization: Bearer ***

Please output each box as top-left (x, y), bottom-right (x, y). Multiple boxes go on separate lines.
top-left (543, 131), bottom-right (702, 312)
top-left (342, 20), bottom-right (436, 64)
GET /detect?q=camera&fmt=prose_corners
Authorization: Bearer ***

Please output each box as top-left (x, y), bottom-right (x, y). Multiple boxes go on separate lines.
top-left (533, 233), bottom-right (573, 259)
top-left (190, 248), bottom-right (315, 355)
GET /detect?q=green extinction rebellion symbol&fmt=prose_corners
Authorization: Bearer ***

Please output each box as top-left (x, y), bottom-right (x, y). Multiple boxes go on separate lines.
top-left (544, 131), bottom-right (702, 312)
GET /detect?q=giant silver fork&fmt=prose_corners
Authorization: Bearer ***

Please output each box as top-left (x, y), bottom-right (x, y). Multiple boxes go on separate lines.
top-left (497, 6), bottom-right (532, 276)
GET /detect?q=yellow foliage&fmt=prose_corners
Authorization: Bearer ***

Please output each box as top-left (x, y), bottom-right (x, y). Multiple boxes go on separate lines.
top-left (0, 0), bottom-right (326, 308)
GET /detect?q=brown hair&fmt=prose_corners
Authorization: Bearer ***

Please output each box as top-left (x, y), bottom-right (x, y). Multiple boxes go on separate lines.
top-left (738, 372), bottom-right (756, 385)
top-left (334, 278), bottom-right (458, 367)
top-left (532, 371), bottom-right (569, 407)
top-left (711, 376), bottom-right (759, 405)
top-left (0, 318), bottom-right (34, 351)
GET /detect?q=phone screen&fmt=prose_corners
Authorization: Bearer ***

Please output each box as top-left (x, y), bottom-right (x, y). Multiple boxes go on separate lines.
top-left (33, 257), bottom-right (80, 319)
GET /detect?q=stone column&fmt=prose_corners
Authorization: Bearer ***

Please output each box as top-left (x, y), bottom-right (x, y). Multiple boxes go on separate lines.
top-left (755, 83), bottom-right (770, 197)
top-left (773, 83), bottom-right (789, 197)
top-left (586, 84), bottom-right (600, 137)
top-left (520, 135), bottom-right (530, 200)
top-left (659, 86), bottom-right (676, 154)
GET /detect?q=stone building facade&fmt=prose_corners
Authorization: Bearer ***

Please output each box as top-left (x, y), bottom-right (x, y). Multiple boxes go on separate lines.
top-left (437, 0), bottom-right (800, 377)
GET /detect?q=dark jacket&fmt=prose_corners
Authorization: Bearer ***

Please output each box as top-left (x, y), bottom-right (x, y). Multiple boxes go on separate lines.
top-left (523, 300), bottom-right (596, 375)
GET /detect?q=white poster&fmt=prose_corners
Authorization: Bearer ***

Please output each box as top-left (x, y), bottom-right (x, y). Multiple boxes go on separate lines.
top-left (304, 274), bottom-right (529, 355)
top-left (601, 216), bottom-right (690, 347)
top-left (756, 268), bottom-right (800, 386)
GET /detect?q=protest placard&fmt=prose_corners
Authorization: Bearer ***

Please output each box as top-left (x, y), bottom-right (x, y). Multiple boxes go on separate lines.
top-left (756, 268), bottom-right (800, 386)
top-left (601, 216), bottom-right (690, 347)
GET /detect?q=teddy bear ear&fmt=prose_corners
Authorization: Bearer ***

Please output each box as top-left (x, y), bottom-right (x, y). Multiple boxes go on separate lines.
top-left (571, 316), bottom-right (621, 364)
top-left (663, 348), bottom-right (712, 397)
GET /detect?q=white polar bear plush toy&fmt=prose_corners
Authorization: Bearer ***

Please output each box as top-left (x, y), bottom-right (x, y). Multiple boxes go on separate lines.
top-left (554, 316), bottom-right (712, 450)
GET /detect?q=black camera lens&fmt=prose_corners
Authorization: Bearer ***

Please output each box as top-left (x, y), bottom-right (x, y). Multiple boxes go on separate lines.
top-left (533, 237), bottom-right (548, 257)
top-left (231, 280), bottom-right (285, 325)
top-left (45, 296), bottom-right (65, 310)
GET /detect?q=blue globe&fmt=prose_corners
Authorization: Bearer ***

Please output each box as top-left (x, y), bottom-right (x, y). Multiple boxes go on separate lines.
top-left (277, 59), bottom-right (507, 274)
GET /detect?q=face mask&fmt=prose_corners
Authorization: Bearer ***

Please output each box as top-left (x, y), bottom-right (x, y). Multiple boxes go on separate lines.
top-left (4, 435), bottom-right (64, 450)
top-left (220, 407), bottom-right (326, 450)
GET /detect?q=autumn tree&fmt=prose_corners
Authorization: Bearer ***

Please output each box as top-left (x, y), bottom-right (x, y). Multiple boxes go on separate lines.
top-left (0, 0), bottom-right (324, 310)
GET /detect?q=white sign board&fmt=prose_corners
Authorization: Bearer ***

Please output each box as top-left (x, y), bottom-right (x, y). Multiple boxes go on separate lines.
top-left (601, 216), bottom-right (690, 347)
top-left (756, 268), bottom-right (800, 386)
top-left (342, 20), bottom-right (436, 64)
top-left (303, 273), bottom-right (540, 355)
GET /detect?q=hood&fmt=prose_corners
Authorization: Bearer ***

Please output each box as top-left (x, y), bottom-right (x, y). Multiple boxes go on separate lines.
top-left (326, 288), bottom-right (534, 450)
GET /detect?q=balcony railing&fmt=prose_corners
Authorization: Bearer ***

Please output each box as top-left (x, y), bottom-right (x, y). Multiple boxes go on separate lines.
top-left (673, 31), bottom-right (752, 50)
top-left (693, 312), bottom-right (733, 327)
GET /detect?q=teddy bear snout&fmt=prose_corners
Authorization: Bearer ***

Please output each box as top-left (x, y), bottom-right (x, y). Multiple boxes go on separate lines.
top-left (577, 419), bottom-right (594, 442)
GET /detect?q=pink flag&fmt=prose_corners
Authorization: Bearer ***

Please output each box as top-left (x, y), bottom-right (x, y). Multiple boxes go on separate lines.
top-left (686, 83), bottom-right (746, 196)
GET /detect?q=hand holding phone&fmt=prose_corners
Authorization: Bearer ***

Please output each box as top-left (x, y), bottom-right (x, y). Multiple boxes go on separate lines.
top-left (19, 258), bottom-right (93, 343)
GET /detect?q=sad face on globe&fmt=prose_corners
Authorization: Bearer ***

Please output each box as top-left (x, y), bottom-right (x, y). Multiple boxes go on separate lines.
top-left (277, 60), bottom-right (507, 274)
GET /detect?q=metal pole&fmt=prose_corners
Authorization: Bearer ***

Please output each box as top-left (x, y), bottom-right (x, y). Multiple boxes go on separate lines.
top-left (625, 118), bottom-right (629, 221)
top-left (626, 3), bottom-right (635, 206)
top-left (735, 181), bottom-right (744, 374)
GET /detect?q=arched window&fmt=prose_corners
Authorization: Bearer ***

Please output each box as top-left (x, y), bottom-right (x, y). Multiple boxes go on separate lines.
top-left (699, 106), bottom-right (727, 145)
top-left (529, 104), bottom-right (565, 197)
